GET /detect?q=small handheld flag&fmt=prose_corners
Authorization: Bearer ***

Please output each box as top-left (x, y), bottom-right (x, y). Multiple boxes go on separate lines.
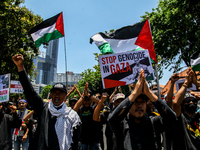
top-left (30, 12), bottom-right (64, 48)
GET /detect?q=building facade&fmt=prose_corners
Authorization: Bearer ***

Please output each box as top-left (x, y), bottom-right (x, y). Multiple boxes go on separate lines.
top-left (34, 39), bottom-right (59, 85)
top-left (54, 72), bottom-right (82, 90)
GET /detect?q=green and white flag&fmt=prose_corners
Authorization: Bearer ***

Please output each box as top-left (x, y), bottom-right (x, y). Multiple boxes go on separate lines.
top-left (30, 12), bottom-right (64, 48)
top-left (191, 51), bottom-right (200, 71)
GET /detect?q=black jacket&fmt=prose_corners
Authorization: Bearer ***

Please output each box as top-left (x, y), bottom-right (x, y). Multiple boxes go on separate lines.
top-left (108, 97), bottom-right (177, 150)
top-left (19, 70), bottom-right (79, 150)
top-left (0, 112), bottom-right (21, 150)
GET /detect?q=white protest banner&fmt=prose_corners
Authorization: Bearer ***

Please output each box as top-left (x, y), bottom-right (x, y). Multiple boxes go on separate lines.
top-left (99, 50), bottom-right (155, 89)
top-left (0, 74), bottom-right (10, 102)
top-left (10, 80), bottom-right (24, 93)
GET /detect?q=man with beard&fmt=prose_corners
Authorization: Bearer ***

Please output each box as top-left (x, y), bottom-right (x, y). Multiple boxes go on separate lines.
top-left (173, 67), bottom-right (200, 150)
top-left (12, 54), bottom-right (81, 150)
top-left (108, 69), bottom-right (177, 150)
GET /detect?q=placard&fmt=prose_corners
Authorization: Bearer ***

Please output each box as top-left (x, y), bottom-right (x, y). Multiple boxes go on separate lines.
top-left (0, 74), bottom-right (10, 102)
top-left (99, 50), bottom-right (155, 89)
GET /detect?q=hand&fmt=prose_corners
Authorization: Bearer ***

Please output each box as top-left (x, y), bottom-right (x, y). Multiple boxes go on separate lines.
top-left (189, 67), bottom-right (198, 86)
top-left (118, 86), bottom-right (122, 93)
top-left (184, 67), bottom-right (192, 86)
top-left (190, 91), bottom-right (200, 99)
top-left (133, 69), bottom-right (145, 96)
top-left (170, 73), bottom-right (179, 83)
top-left (21, 124), bottom-right (27, 130)
top-left (100, 93), bottom-right (109, 102)
top-left (24, 119), bottom-right (30, 125)
top-left (12, 54), bottom-right (24, 67)
top-left (114, 87), bottom-right (117, 93)
top-left (9, 105), bottom-right (17, 113)
top-left (84, 82), bottom-right (89, 97)
top-left (72, 85), bottom-right (76, 91)
top-left (143, 79), bottom-right (150, 95)
top-left (22, 134), bottom-right (27, 142)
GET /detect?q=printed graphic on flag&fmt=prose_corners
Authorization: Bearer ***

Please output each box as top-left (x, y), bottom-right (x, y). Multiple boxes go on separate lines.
top-left (90, 19), bottom-right (157, 63)
top-left (99, 50), bottom-right (155, 89)
top-left (30, 12), bottom-right (64, 48)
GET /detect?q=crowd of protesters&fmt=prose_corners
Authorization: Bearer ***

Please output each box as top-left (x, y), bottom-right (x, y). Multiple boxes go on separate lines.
top-left (0, 53), bottom-right (199, 150)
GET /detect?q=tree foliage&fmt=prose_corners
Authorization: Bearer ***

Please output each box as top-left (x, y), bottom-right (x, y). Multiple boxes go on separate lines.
top-left (0, 0), bottom-right (43, 79)
top-left (41, 84), bottom-right (52, 99)
top-left (141, 0), bottom-right (200, 73)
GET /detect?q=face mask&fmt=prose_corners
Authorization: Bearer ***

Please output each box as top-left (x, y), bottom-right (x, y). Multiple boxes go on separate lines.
top-left (185, 103), bottom-right (197, 113)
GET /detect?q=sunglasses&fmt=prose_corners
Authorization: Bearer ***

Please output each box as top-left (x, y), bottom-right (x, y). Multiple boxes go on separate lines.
top-left (184, 98), bottom-right (197, 104)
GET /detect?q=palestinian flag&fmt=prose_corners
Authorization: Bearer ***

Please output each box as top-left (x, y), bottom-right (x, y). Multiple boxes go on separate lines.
top-left (90, 20), bottom-right (157, 63)
top-left (30, 12), bottom-right (64, 48)
top-left (191, 51), bottom-right (200, 71)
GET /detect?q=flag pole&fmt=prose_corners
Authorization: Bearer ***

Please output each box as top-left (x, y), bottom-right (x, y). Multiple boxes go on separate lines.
top-left (154, 64), bottom-right (161, 100)
top-left (64, 36), bottom-right (68, 92)
top-left (62, 12), bottom-right (68, 93)
top-left (147, 16), bottom-right (161, 99)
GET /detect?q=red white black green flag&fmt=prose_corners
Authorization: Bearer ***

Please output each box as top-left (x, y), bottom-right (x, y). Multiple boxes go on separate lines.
top-left (90, 19), bottom-right (157, 63)
top-left (30, 12), bottom-right (64, 48)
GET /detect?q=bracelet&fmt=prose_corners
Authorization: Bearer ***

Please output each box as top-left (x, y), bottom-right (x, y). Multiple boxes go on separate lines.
top-left (182, 84), bottom-right (188, 88)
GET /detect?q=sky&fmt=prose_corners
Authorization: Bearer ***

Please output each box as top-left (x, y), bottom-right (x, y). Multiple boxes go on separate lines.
top-left (22, 0), bottom-right (183, 86)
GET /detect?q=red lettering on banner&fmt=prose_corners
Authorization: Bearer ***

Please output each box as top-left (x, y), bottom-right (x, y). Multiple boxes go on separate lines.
top-left (110, 65), bottom-right (115, 74)
top-left (11, 84), bottom-right (23, 89)
top-left (110, 62), bottom-right (132, 74)
top-left (116, 64), bottom-right (121, 73)
top-left (102, 56), bottom-right (117, 65)
top-left (0, 90), bottom-right (7, 95)
top-left (126, 62), bottom-right (131, 72)
top-left (102, 58), bottom-right (106, 65)
top-left (121, 63), bottom-right (126, 73)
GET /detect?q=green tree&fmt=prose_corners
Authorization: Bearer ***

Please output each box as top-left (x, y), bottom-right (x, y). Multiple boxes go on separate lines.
top-left (141, 0), bottom-right (200, 73)
top-left (0, 0), bottom-right (43, 79)
top-left (41, 84), bottom-right (52, 99)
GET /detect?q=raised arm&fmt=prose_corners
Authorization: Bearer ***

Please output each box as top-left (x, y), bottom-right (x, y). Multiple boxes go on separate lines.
top-left (75, 85), bottom-right (82, 97)
top-left (108, 69), bottom-right (144, 123)
top-left (109, 87), bottom-right (117, 103)
top-left (12, 54), bottom-right (44, 116)
top-left (143, 74), bottom-right (176, 122)
top-left (93, 93), bottom-right (109, 122)
top-left (173, 68), bottom-right (193, 117)
top-left (66, 85), bottom-right (76, 99)
top-left (73, 82), bottom-right (87, 112)
top-left (73, 93), bottom-right (84, 113)
top-left (165, 73), bottom-right (179, 108)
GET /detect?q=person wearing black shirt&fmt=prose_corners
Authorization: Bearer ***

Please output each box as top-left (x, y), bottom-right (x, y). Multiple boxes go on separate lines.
top-left (108, 69), bottom-right (177, 150)
top-left (12, 54), bottom-right (81, 150)
top-left (0, 102), bottom-right (22, 150)
top-left (173, 67), bottom-right (200, 150)
top-left (73, 82), bottom-right (100, 150)
top-left (93, 92), bottom-right (125, 150)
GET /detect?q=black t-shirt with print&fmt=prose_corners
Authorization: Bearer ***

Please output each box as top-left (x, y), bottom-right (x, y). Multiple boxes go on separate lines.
top-left (79, 105), bottom-right (101, 144)
top-left (176, 113), bottom-right (200, 150)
